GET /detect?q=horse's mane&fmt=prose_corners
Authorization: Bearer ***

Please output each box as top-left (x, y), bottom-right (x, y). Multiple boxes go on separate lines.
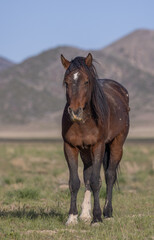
top-left (64, 57), bottom-right (109, 124)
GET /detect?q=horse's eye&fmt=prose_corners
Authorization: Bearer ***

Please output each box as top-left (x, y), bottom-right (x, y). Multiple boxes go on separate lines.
top-left (64, 82), bottom-right (68, 88)
top-left (84, 81), bottom-right (89, 85)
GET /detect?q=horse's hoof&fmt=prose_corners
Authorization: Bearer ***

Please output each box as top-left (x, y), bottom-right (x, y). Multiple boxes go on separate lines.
top-left (103, 212), bottom-right (113, 218)
top-left (65, 214), bottom-right (78, 226)
top-left (104, 216), bottom-right (113, 221)
top-left (79, 213), bottom-right (91, 223)
top-left (91, 221), bottom-right (102, 227)
top-left (103, 209), bottom-right (113, 218)
top-left (104, 215), bottom-right (113, 219)
top-left (91, 218), bottom-right (102, 226)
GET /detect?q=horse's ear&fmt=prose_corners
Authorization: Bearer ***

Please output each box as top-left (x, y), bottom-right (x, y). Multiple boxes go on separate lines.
top-left (85, 53), bottom-right (93, 67)
top-left (61, 54), bottom-right (70, 69)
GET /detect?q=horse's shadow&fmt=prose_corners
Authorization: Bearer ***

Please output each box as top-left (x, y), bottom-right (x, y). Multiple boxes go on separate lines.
top-left (0, 208), bottom-right (66, 222)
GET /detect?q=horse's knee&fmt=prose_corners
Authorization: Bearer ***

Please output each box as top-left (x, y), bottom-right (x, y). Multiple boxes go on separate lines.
top-left (90, 176), bottom-right (102, 192)
top-left (69, 176), bottom-right (80, 193)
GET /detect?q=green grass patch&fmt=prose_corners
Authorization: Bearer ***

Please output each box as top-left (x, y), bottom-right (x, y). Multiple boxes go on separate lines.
top-left (0, 142), bottom-right (153, 239)
top-left (5, 188), bottom-right (40, 204)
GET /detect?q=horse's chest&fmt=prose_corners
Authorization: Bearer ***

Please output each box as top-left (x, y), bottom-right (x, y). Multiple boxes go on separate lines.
top-left (65, 122), bottom-right (100, 147)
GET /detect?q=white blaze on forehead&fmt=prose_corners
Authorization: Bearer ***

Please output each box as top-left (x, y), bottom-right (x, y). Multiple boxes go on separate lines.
top-left (73, 72), bottom-right (80, 81)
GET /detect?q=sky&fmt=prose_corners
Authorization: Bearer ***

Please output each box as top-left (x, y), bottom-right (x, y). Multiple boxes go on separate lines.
top-left (0, 0), bottom-right (154, 63)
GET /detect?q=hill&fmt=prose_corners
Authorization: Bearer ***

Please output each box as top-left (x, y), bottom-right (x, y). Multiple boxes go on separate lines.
top-left (0, 57), bottom-right (15, 72)
top-left (0, 29), bottom-right (153, 138)
top-left (103, 29), bottom-right (154, 75)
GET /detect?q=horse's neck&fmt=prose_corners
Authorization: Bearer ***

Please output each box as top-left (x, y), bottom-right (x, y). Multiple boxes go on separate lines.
top-left (82, 105), bottom-right (92, 123)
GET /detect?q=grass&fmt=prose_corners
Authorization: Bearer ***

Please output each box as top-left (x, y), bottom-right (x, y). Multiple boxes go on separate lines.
top-left (0, 141), bottom-right (153, 239)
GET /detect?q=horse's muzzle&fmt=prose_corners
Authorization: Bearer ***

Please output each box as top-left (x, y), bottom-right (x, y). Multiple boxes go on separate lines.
top-left (68, 107), bottom-right (83, 122)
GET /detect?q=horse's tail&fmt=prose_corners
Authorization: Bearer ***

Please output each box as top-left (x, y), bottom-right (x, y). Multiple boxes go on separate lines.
top-left (102, 144), bottom-right (119, 188)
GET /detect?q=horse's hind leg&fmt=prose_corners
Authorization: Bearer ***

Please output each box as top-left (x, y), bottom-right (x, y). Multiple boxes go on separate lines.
top-left (103, 133), bottom-right (126, 218)
top-left (80, 150), bottom-right (92, 222)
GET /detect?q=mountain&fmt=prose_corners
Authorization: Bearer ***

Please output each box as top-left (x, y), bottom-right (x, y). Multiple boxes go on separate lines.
top-left (0, 29), bottom-right (153, 138)
top-left (103, 29), bottom-right (154, 76)
top-left (0, 57), bottom-right (15, 72)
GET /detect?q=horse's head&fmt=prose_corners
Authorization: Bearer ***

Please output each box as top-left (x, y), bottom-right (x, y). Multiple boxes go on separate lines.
top-left (61, 53), bottom-right (94, 122)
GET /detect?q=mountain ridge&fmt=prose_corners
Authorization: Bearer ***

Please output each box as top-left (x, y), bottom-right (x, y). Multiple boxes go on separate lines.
top-left (0, 56), bottom-right (15, 72)
top-left (103, 29), bottom-right (154, 75)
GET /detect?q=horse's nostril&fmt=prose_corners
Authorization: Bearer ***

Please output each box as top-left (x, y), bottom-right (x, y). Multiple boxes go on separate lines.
top-left (68, 106), bottom-right (72, 114)
top-left (74, 108), bottom-right (83, 116)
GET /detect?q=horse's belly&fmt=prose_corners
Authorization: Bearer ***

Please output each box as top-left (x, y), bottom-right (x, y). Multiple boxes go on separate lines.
top-left (106, 112), bottom-right (129, 143)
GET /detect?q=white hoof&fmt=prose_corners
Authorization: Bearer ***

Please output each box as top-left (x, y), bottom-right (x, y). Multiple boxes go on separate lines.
top-left (66, 214), bottom-right (78, 225)
top-left (79, 212), bottom-right (91, 222)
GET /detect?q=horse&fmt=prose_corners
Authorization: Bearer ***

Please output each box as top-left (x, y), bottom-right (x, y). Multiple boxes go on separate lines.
top-left (61, 53), bottom-right (130, 225)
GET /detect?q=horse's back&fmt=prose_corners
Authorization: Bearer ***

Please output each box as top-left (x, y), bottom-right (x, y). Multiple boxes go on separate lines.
top-left (98, 79), bottom-right (129, 110)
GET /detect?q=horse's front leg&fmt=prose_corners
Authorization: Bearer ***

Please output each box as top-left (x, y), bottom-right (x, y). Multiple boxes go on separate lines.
top-left (80, 164), bottom-right (92, 222)
top-left (64, 142), bottom-right (80, 225)
top-left (79, 150), bottom-right (92, 222)
top-left (91, 142), bottom-right (105, 223)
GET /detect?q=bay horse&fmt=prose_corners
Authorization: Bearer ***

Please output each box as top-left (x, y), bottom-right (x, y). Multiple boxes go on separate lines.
top-left (61, 53), bottom-right (130, 225)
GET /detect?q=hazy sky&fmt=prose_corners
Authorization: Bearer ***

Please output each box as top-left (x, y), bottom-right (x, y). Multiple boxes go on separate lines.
top-left (0, 0), bottom-right (154, 63)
